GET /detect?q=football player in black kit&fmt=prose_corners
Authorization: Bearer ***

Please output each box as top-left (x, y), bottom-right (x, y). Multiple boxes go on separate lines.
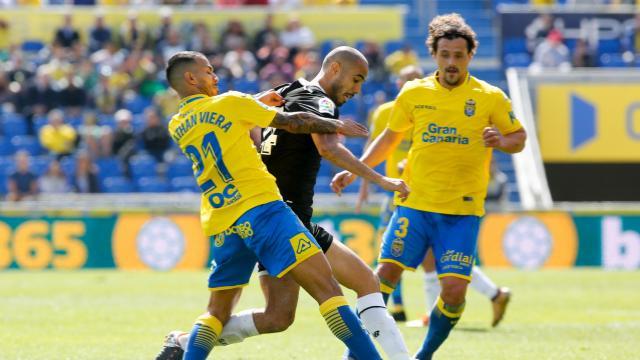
top-left (157, 47), bottom-right (411, 360)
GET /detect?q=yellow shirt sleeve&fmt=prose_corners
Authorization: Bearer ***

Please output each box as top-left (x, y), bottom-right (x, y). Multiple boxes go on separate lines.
top-left (224, 91), bottom-right (279, 129)
top-left (387, 92), bottom-right (413, 133)
top-left (490, 90), bottom-right (523, 135)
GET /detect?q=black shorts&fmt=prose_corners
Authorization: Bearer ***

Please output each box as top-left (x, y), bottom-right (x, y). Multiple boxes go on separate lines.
top-left (257, 221), bottom-right (333, 273)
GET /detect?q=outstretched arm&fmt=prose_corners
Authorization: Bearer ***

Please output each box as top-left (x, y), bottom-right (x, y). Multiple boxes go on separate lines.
top-left (269, 112), bottom-right (369, 137)
top-left (312, 133), bottom-right (409, 199)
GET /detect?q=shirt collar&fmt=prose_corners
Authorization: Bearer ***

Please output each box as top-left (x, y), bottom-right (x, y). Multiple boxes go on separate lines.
top-left (178, 94), bottom-right (207, 110)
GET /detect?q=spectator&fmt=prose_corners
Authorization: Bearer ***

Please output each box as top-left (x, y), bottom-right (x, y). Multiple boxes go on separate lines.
top-left (253, 14), bottom-right (278, 50)
top-left (530, 30), bottom-right (571, 70)
top-left (220, 20), bottom-right (249, 52)
top-left (117, 11), bottom-right (150, 51)
top-left (39, 109), bottom-right (78, 158)
top-left (525, 13), bottom-right (563, 54)
top-left (188, 22), bottom-right (218, 57)
top-left (259, 46), bottom-right (294, 83)
top-left (255, 33), bottom-right (283, 70)
top-left (88, 13), bottom-right (112, 54)
top-left (153, 87), bottom-right (180, 120)
top-left (222, 42), bottom-right (257, 80)
top-left (39, 159), bottom-right (70, 194)
top-left (58, 74), bottom-right (88, 116)
top-left (360, 41), bottom-right (386, 82)
top-left (77, 112), bottom-right (112, 158)
top-left (384, 44), bottom-right (419, 75)
top-left (71, 151), bottom-right (100, 193)
top-left (21, 71), bottom-right (58, 124)
top-left (6, 151), bottom-right (38, 201)
top-left (53, 13), bottom-right (81, 49)
top-left (154, 7), bottom-right (175, 49)
top-left (92, 71), bottom-right (119, 114)
top-left (572, 38), bottom-right (595, 67)
top-left (160, 28), bottom-right (187, 63)
top-left (111, 109), bottom-right (137, 176)
top-left (140, 107), bottom-right (170, 163)
top-left (279, 17), bottom-right (315, 51)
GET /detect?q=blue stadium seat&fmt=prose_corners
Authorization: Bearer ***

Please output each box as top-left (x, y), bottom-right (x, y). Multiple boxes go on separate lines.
top-left (0, 137), bottom-right (14, 156)
top-left (503, 37), bottom-right (528, 54)
top-left (167, 158), bottom-right (193, 179)
top-left (340, 97), bottom-right (360, 118)
top-left (0, 173), bottom-right (7, 195)
top-left (60, 156), bottom-right (77, 175)
top-left (2, 113), bottom-right (28, 137)
top-left (136, 176), bottom-right (170, 193)
top-left (314, 176), bottom-right (333, 194)
top-left (233, 78), bottom-right (260, 94)
top-left (0, 156), bottom-right (14, 176)
top-left (95, 157), bottom-right (123, 179)
top-left (33, 115), bottom-right (49, 133)
top-left (170, 176), bottom-right (199, 192)
top-left (503, 53), bottom-right (531, 67)
top-left (599, 53), bottom-right (627, 68)
top-left (32, 155), bottom-right (54, 176)
top-left (124, 95), bottom-right (152, 114)
top-left (132, 114), bottom-right (146, 133)
top-left (318, 160), bottom-right (334, 177)
top-left (101, 176), bottom-right (134, 193)
top-left (383, 40), bottom-right (403, 55)
top-left (21, 40), bottom-right (45, 53)
top-left (129, 154), bottom-right (158, 179)
top-left (11, 135), bottom-right (43, 156)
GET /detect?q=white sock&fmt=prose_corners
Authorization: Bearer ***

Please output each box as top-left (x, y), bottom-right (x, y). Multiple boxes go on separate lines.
top-left (177, 309), bottom-right (259, 349)
top-left (470, 267), bottom-right (499, 299)
top-left (424, 271), bottom-right (440, 312)
top-left (356, 293), bottom-right (410, 360)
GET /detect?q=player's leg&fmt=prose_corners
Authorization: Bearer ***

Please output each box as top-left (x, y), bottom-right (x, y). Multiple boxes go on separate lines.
top-left (469, 266), bottom-right (511, 327)
top-left (414, 214), bottom-right (480, 360)
top-left (326, 238), bottom-right (410, 360)
top-left (183, 288), bottom-right (242, 360)
top-left (183, 228), bottom-right (259, 360)
top-left (407, 249), bottom-right (438, 328)
top-left (254, 201), bottom-right (381, 359)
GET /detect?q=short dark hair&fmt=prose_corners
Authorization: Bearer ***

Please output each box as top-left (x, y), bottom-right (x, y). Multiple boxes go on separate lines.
top-left (165, 51), bottom-right (203, 89)
top-left (426, 13), bottom-right (478, 55)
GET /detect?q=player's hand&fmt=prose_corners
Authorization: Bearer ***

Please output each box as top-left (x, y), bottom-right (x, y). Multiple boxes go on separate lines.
top-left (257, 90), bottom-right (285, 107)
top-left (397, 158), bottom-right (408, 175)
top-left (336, 119), bottom-right (369, 138)
top-left (483, 126), bottom-right (503, 148)
top-left (331, 170), bottom-right (357, 195)
top-left (379, 177), bottom-right (410, 201)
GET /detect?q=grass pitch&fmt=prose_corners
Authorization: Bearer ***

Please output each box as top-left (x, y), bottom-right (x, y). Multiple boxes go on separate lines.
top-left (1, 269), bottom-right (638, 359)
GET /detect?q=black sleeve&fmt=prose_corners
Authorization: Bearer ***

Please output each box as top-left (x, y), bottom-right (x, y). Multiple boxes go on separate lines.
top-left (284, 93), bottom-right (339, 120)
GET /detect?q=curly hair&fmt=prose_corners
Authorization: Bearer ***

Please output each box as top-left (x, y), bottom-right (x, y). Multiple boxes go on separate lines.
top-left (426, 13), bottom-right (478, 55)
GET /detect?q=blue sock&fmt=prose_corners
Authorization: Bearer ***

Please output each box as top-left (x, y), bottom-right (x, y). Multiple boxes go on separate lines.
top-left (183, 314), bottom-right (222, 360)
top-left (320, 296), bottom-right (381, 360)
top-left (415, 297), bottom-right (465, 360)
top-left (391, 279), bottom-right (403, 307)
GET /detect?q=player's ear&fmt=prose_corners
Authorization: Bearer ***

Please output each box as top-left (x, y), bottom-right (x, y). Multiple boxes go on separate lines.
top-left (330, 61), bottom-right (341, 76)
top-left (184, 70), bottom-right (196, 85)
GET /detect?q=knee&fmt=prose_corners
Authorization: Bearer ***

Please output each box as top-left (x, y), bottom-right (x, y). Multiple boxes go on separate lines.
top-left (439, 278), bottom-right (468, 306)
top-left (205, 307), bottom-right (231, 326)
top-left (375, 262), bottom-right (403, 286)
top-left (263, 309), bottom-right (295, 333)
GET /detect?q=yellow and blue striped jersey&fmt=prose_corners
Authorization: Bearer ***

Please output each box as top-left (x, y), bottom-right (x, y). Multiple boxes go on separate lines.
top-left (168, 91), bottom-right (281, 235)
top-left (369, 100), bottom-right (412, 179)
top-left (387, 73), bottom-right (523, 216)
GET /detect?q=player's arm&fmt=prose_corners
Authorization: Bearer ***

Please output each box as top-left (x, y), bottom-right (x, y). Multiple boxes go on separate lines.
top-left (311, 133), bottom-right (409, 199)
top-left (249, 127), bottom-right (262, 148)
top-left (331, 128), bottom-right (405, 194)
top-left (269, 112), bottom-right (368, 137)
top-left (483, 127), bottom-right (527, 154)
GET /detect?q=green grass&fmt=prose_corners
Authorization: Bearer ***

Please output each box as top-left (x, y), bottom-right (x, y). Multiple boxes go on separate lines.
top-left (1, 269), bottom-right (639, 359)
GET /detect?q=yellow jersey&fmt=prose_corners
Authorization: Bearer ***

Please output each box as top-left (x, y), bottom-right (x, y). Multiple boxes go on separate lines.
top-left (369, 100), bottom-right (412, 179)
top-left (168, 91), bottom-right (282, 236)
top-left (387, 73), bottom-right (523, 216)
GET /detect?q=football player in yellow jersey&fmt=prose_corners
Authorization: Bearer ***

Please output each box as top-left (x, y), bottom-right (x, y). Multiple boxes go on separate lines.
top-left (332, 14), bottom-right (527, 359)
top-left (163, 51), bottom-right (381, 360)
top-left (360, 65), bottom-right (512, 328)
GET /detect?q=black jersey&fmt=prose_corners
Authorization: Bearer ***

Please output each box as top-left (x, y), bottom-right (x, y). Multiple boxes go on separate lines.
top-left (260, 79), bottom-right (339, 224)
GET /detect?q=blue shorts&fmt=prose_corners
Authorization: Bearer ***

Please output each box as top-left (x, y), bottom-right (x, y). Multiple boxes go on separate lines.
top-left (379, 206), bottom-right (480, 281)
top-left (207, 200), bottom-right (321, 290)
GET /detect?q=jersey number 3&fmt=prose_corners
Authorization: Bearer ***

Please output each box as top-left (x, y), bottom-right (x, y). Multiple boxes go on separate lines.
top-left (185, 131), bottom-right (239, 209)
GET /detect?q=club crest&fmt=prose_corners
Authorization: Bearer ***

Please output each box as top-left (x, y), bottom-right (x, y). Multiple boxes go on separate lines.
top-left (391, 238), bottom-right (404, 257)
top-left (464, 99), bottom-right (476, 117)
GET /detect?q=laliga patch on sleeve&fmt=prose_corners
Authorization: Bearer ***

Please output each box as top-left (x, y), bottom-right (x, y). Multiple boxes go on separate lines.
top-left (318, 98), bottom-right (335, 115)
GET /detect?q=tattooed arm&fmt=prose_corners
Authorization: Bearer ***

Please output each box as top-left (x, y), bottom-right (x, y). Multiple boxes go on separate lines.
top-left (269, 112), bottom-right (369, 137)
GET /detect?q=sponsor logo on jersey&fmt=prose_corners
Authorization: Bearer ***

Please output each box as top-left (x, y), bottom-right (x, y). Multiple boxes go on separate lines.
top-left (415, 104), bottom-right (437, 110)
top-left (422, 123), bottom-right (469, 144)
top-left (318, 98), bottom-right (335, 115)
top-left (464, 98), bottom-right (476, 117)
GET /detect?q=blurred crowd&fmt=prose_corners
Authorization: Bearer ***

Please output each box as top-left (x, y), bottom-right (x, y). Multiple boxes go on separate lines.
top-left (0, 10), bottom-right (420, 200)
